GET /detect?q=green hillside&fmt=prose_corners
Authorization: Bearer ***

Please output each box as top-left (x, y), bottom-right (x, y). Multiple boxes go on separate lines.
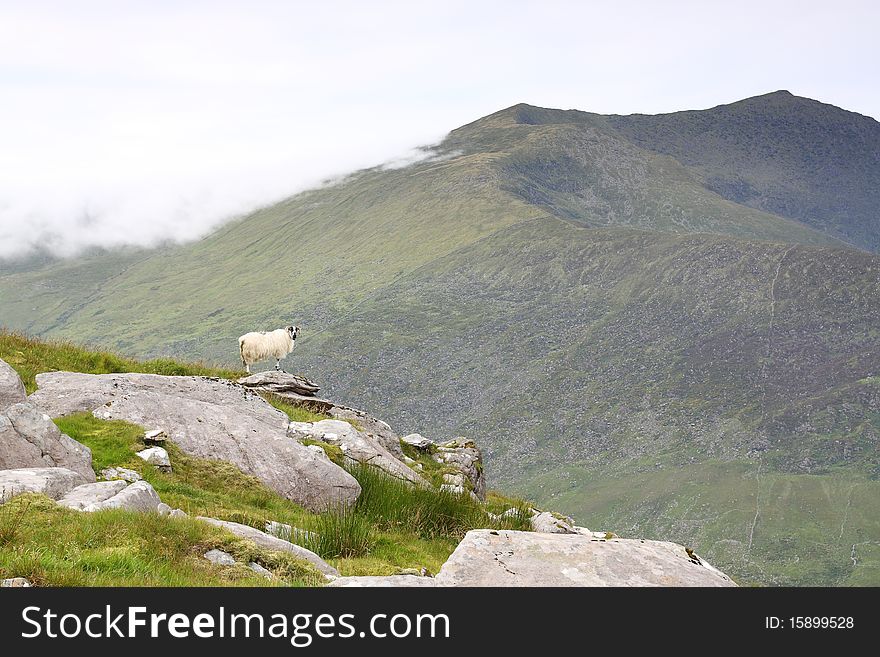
top-left (2, 92), bottom-right (879, 586)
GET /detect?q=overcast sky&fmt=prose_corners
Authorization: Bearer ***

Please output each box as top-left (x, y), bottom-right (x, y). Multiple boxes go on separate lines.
top-left (1, 0), bottom-right (878, 259)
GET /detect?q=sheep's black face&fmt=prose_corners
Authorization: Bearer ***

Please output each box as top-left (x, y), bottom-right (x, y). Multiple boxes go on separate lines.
top-left (288, 325), bottom-right (299, 340)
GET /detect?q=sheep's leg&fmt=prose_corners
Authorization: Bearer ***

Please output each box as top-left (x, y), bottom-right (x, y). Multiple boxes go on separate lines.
top-left (275, 358), bottom-right (281, 371)
top-left (245, 364), bottom-right (250, 374)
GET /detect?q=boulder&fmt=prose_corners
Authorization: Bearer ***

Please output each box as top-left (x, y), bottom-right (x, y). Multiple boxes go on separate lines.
top-left (204, 549), bottom-right (236, 566)
top-left (0, 358), bottom-right (27, 411)
top-left (157, 503), bottom-right (172, 515)
top-left (432, 438), bottom-right (486, 500)
top-left (1, 578), bottom-right (33, 587)
top-left (288, 419), bottom-right (428, 487)
top-left (530, 511), bottom-right (576, 534)
top-left (434, 530), bottom-right (737, 587)
top-left (30, 371), bottom-right (360, 512)
top-left (169, 508), bottom-right (187, 518)
top-left (0, 402), bottom-right (95, 482)
top-left (57, 480), bottom-right (128, 510)
top-left (99, 466), bottom-right (142, 483)
top-left (237, 371), bottom-right (320, 396)
top-left (136, 446), bottom-right (171, 471)
top-left (81, 480), bottom-right (163, 513)
top-left (327, 575), bottom-right (438, 587)
top-left (0, 467), bottom-right (88, 503)
top-left (196, 517), bottom-right (338, 577)
top-left (401, 433), bottom-right (434, 450)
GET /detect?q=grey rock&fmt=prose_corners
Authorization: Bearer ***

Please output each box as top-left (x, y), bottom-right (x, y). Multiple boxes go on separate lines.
top-left (288, 419), bottom-right (427, 487)
top-left (57, 480), bottom-right (128, 510)
top-left (434, 530), bottom-right (737, 587)
top-left (0, 402), bottom-right (95, 482)
top-left (169, 508), bottom-right (187, 518)
top-left (143, 429), bottom-right (167, 444)
top-left (99, 467), bottom-right (142, 483)
top-left (82, 480), bottom-right (162, 513)
top-left (241, 384), bottom-right (405, 459)
top-left (157, 502), bottom-right (172, 515)
top-left (401, 433), bottom-right (434, 450)
top-left (1, 577), bottom-right (33, 587)
top-left (204, 549), bottom-right (236, 566)
top-left (0, 358), bottom-right (26, 411)
top-left (530, 511), bottom-right (576, 534)
top-left (248, 562), bottom-right (276, 579)
top-left (327, 575), bottom-right (438, 587)
top-left (30, 371), bottom-right (360, 512)
top-left (432, 438), bottom-right (485, 500)
top-left (196, 517), bottom-right (338, 577)
top-left (0, 467), bottom-right (88, 503)
top-left (265, 520), bottom-right (315, 543)
top-left (238, 371), bottom-right (320, 396)
top-left (329, 408), bottom-right (405, 458)
top-left (136, 446), bottom-right (171, 471)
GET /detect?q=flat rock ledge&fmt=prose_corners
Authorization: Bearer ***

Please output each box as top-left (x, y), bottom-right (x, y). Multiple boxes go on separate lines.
top-left (326, 530), bottom-right (736, 587)
top-left (435, 530), bottom-right (736, 587)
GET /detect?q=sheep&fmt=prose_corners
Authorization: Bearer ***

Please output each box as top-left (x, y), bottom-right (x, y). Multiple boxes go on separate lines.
top-left (238, 325), bottom-right (300, 374)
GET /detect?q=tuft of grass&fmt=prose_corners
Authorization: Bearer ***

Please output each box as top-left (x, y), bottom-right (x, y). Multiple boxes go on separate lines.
top-left (301, 506), bottom-right (374, 559)
top-left (349, 462), bottom-right (489, 539)
top-left (0, 330), bottom-right (241, 394)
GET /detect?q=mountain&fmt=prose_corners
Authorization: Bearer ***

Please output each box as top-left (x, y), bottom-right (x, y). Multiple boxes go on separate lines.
top-left (2, 91), bottom-right (879, 586)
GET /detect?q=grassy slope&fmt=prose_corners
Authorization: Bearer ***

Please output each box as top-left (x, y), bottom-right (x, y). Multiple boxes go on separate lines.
top-left (1, 93), bottom-right (878, 586)
top-left (291, 217), bottom-right (880, 586)
top-left (0, 337), bottom-right (531, 585)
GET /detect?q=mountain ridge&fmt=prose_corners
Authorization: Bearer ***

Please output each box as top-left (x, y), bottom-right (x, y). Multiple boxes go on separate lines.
top-left (2, 91), bottom-right (879, 585)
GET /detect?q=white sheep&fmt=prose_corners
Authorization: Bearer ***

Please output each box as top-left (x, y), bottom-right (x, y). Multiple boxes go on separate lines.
top-left (238, 325), bottom-right (300, 374)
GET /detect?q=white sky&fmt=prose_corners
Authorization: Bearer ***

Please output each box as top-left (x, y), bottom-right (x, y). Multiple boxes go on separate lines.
top-left (1, 0), bottom-right (878, 259)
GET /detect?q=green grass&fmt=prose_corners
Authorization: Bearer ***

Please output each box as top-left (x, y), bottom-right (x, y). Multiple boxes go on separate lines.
top-left (0, 494), bottom-right (323, 587)
top-left (349, 462), bottom-right (530, 538)
top-left (0, 330), bottom-right (240, 394)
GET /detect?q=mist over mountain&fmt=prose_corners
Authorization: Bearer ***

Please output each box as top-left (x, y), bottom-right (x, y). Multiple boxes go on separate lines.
top-left (2, 91), bottom-right (879, 586)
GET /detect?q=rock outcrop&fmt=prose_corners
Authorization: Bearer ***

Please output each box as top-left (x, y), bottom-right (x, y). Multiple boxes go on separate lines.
top-left (434, 530), bottom-right (736, 587)
top-left (239, 371), bottom-right (404, 458)
top-left (237, 371), bottom-right (320, 396)
top-left (0, 467), bottom-right (89, 502)
top-left (196, 517), bottom-right (339, 577)
top-left (0, 358), bottom-right (27, 411)
top-left (29, 372), bottom-right (360, 512)
top-left (288, 419), bottom-right (427, 486)
top-left (0, 401), bottom-right (95, 482)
